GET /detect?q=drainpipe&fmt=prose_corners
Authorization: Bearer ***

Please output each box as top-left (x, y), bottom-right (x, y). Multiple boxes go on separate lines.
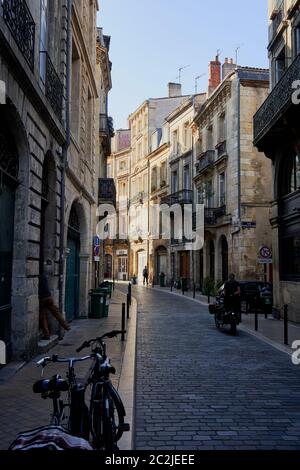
top-left (237, 73), bottom-right (241, 220)
top-left (231, 72), bottom-right (241, 274)
top-left (59, 0), bottom-right (72, 313)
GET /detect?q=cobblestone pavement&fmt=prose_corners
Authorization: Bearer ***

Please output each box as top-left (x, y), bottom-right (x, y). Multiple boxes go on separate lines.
top-left (0, 289), bottom-right (127, 450)
top-left (133, 286), bottom-right (300, 450)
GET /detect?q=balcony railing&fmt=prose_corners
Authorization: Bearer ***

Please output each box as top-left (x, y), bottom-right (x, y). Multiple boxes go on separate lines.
top-left (98, 178), bottom-right (116, 204)
top-left (254, 53), bottom-right (300, 146)
top-left (161, 189), bottom-right (193, 206)
top-left (205, 205), bottom-right (226, 225)
top-left (268, 0), bottom-right (284, 43)
top-left (2, 0), bottom-right (35, 70)
top-left (40, 51), bottom-right (63, 121)
top-left (196, 150), bottom-right (215, 174)
top-left (100, 114), bottom-right (114, 137)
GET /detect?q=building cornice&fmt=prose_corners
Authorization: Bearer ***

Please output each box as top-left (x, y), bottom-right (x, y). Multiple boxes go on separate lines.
top-left (147, 143), bottom-right (169, 160)
top-left (194, 80), bottom-right (232, 128)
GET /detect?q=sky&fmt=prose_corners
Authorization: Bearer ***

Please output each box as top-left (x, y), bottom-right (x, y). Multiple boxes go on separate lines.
top-left (97, 0), bottom-right (269, 130)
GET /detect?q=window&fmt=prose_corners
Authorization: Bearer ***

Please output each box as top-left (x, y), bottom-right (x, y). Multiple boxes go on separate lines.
top-left (206, 126), bottom-right (213, 150)
top-left (275, 47), bottom-right (286, 83)
top-left (183, 122), bottom-right (191, 149)
top-left (183, 165), bottom-right (190, 190)
top-left (172, 130), bottom-right (178, 155)
top-left (171, 171), bottom-right (178, 193)
top-left (281, 236), bottom-right (300, 280)
top-left (119, 160), bottom-right (126, 171)
top-left (151, 167), bottom-right (158, 192)
top-left (71, 40), bottom-right (80, 138)
top-left (295, 24), bottom-right (300, 57)
top-left (160, 161), bottom-right (167, 186)
top-left (205, 180), bottom-right (213, 208)
top-left (218, 114), bottom-right (226, 143)
top-left (40, 0), bottom-right (48, 81)
top-left (219, 172), bottom-right (226, 206)
top-left (290, 154), bottom-right (300, 193)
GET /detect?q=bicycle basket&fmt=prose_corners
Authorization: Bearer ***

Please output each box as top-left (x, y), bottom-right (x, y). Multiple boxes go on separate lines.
top-left (9, 425), bottom-right (93, 450)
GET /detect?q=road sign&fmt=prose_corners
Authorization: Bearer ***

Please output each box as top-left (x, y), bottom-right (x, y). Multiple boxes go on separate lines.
top-left (94, 245), bottom-right (100, 257)
top-left (257, 258), bottom-right (272, 264)
top-left (241, 221), bottom-right (256, 228)
top-left (94, 236), bottom-right (100, 246)
top-left (259, 246), bottom-right (272, 259)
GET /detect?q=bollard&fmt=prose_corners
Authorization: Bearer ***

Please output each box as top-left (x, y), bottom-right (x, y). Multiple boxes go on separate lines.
top-left (121, 303), bottom-right (126, 341)
top-left (127, 293), bottom-right (130, 319)
top-left (193, 282), bottom-right (196, 299)
top-left (113, 277), bottom-right (115, 291)
top-left (171, 282), bottom-right (173, 292)
top-left (128, 282), bottom-right (132, 305)
top-left (182, 282), bottom-right (185, 296)
top-left (208, 294), bottom-right (210, 304)
top-left (284, 304), bottom-right (288, 346)
top-left (254, 298), bottom-right (258, 331)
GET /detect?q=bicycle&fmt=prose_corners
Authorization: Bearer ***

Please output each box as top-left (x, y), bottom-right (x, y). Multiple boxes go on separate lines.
top-left (33, 354), bottom-right (92, 440)
top-left (76, 330), bottom-right (130, 451)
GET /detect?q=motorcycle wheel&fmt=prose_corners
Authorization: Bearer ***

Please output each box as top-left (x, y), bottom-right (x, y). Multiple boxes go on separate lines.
top-left (214, 313), bottom-right (221, 329)
top-left (230, 322), bottom-right (237, 336)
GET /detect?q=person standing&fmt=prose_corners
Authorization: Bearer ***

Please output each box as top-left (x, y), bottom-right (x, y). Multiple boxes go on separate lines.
top-left (142, 266), bottom-right (149, 286)
top-left (39, 273), bottom-right (70, 340)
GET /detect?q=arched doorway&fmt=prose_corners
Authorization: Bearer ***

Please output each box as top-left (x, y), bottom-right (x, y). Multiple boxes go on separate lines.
top-left (137, 250), bottom-right (147, 285)
top-left (65, 204), bottom-right (80, 322)
top-left (220, 235), bottom-right (229, 282)
top-left (0, 123), bottom-right (19, 362)
top-left (155, 246), bottom-right (167, 283)
top-left (209, 240), bottom-right (215, 280)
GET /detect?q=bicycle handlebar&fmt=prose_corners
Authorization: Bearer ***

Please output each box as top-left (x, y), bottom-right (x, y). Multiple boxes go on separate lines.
top-left (76, 330), bottom-right (126, 353)
top-left (36, 354), bottom-right (98, 368)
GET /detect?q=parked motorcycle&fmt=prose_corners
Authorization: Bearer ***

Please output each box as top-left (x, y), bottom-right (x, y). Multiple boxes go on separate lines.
top-left (209, 294), bottom-right (240, 335)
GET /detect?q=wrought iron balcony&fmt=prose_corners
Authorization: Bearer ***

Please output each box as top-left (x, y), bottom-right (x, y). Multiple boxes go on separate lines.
top-left (204, 205), bottom-right (226, 225)
top-left (2, 0), bottom-right (35, 70)
top-left (161, 189), bottom-right (193, 206)
top-left (254, 53), bottom-right (300, 147)
top-left (100, 114), bottom-right (114, 138)
top-left (98, 178), bottom-right (116, 205)
top-left (40, 51), bottom-right (63, 121)
top-left (195, 150), bottom-right (215, 174)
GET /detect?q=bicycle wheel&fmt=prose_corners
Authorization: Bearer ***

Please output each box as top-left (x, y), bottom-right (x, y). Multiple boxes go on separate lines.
top-left (91, 382), bottom-right (125, 450)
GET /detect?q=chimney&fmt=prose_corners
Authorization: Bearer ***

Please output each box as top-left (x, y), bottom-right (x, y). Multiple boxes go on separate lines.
top-left (168, 82), bottom-right (182, 98)
top-left (208, 55), bottom-right (221, 96)
top-left (222, 57), bottom-right (236, 79)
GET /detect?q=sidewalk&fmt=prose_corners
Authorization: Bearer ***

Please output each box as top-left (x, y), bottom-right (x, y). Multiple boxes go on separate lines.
top-left (151, 285), bottom-right (300, 355)
top-left (0, 288), bottom-right (136, 450)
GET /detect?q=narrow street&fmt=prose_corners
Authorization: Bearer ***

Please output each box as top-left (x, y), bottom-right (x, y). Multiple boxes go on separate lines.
top-left (132, 286), bottom-right (300, 450)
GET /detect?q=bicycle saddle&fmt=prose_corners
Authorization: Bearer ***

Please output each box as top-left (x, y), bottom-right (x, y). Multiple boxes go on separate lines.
top-left (33, 374), bottom-right (69, 394)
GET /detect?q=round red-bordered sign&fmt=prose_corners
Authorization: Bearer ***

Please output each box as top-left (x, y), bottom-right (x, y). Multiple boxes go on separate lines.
top-left (259, 246), bottom-right (272, 258)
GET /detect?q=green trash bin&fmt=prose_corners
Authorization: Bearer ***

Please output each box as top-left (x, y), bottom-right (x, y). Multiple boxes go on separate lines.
top-left (159, 273), bottom-right (166, 287)
top-left (102, 295), bottom-right (110, 317)
top-left (89, 291), bottom-right (106, 319)
top-left (94, 288), bottom-right (110, 317)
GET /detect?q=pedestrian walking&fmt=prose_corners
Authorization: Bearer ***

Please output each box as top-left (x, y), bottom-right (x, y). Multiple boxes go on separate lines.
top-left (142, 266), bottom-right (149, 286)
top-left (39, 273), bottom-right (70, 340)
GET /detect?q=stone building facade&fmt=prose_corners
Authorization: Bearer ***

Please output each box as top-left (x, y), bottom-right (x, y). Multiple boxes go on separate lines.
top-left (193, 60), bottom-right (272, 289)
top-left (104, 129), bottom-right (130, 281)
top-left (128, 86), bottom-right (189, 284)
top-left (254, 0), bottom-right (300, 322)
top-left (0, 0), bottom-right (111, 361)
top-left (161, 94), bottom-right (205, 288)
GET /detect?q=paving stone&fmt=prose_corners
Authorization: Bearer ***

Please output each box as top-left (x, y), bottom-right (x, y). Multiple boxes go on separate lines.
top-left (132, 286), bottom-right (300, 450)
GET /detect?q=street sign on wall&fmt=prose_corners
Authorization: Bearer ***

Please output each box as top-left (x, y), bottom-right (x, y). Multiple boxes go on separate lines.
top-left (257, 246), bottom-right (272, 264)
